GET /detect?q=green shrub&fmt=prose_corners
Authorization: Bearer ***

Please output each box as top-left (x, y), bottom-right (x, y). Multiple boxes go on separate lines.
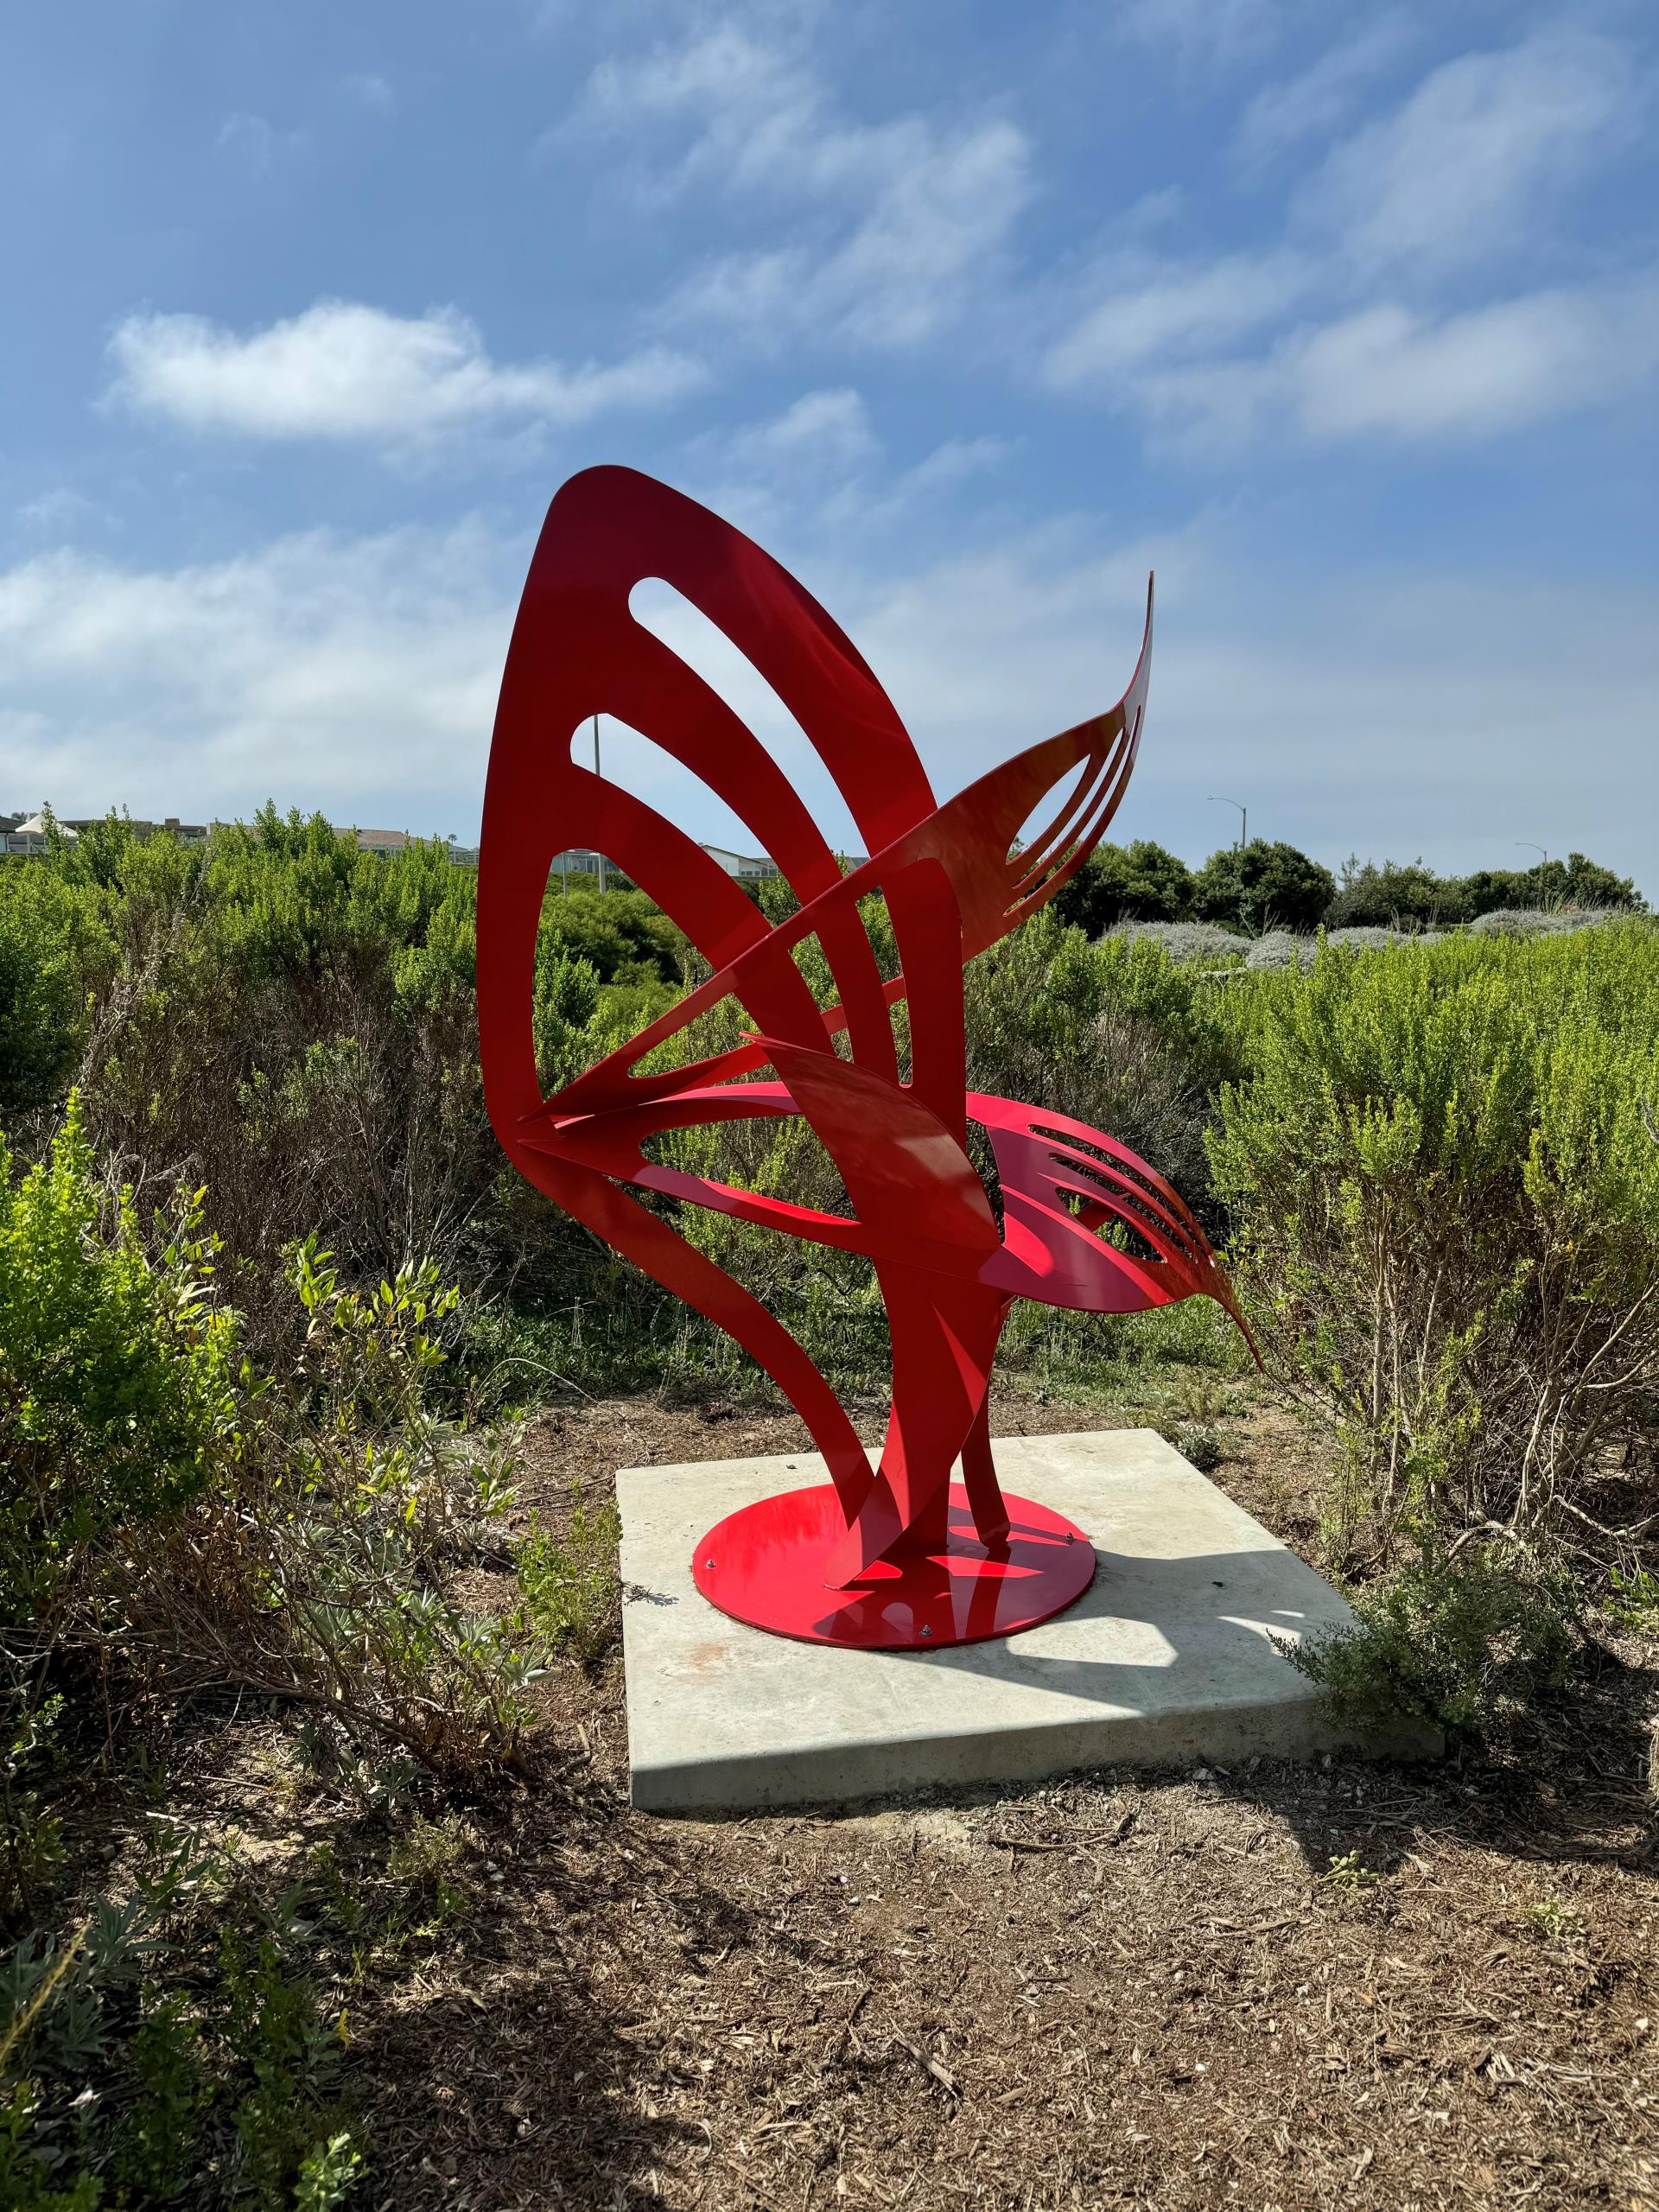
top-left (963, 911), bottom-right (1243, 1230)
top-left (220, 1931), bottom-right (350, 2206)
top-left (0, 1100), bottom-right (241, 1629)
top-left (10, 804), bottom-right (1655, 1624)
top-left (2, 1104), bottom-right (534, 1783)
top-left (0, 1685), bottom-right (67, 1923)
top-left (115, 1988), bottom-right (212, 2197)
top-left (1605, 1564), bottom-right (1659, 1635)
top-left (0, 868), bottom-right (99, 1118)
top-left (1192, 839), bottom-right (1335, 934)
top-left (0, 2085), bottom-right (101, 2210)
top-left (3, 809), bottom-right (698, 1376)
top-left (512, 1488), bottom-right (622, 1669)
top-left (133, 1240), bottom-right (536, 1783)
top-left (1462, 851), bottom-right (1642, 918)
top-left (1319, 1849), bottom-right (1381, 1894)
top-left (1210, 922), bottom-right (1659, 1562)
top-left (1052, 839), bottom-right (1194, 934)
top-left (1163, 1420), bottom-right (1223, 1471)
top-left (1325, 858), bottom-right (1464, 931)
top-left (535, 878), bottom-right (686, 988)
top-left (1325, 851), bottom-right (1640, 931)
top-left (1287, 1548), bottom-right (1580, 1738)
top-left (0, 1826), bottom-right (361, 2210)
top-left (1522, 1894), bottom-right (1586, 1944)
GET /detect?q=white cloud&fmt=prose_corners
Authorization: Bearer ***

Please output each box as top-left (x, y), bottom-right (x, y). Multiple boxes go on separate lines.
top-left (0, 526), bottom-right (514, 828)
top-left (334, 73), bottom-right (396, 115)
top-left (1305, 28), bottom-right (1643, 276)
top-left (840, 532), bottom-right (1658, 887)
top-left (677, 388), bottom-right (1014, 547)
top-left (105, 301), bottom-right (708, 445)
top-left (661, 115), bottom-right (1031, 350)
top-left (1044, 26), bottom-right (1657, 454)
top-left (1108, 0), bottom-right (1298, 70)
top-left (570, 22), bottom-right (805, 196)
top-left (14, 488), bottom-right (105, 536)
top-left (214, 111), bottom-right (308, 175)
top-left (697, 386), bottom-right (879, 476)
top-left (3, 506), bottom-right (1654, 889)
top-left (1289, 283), bottom-right (1659, 438)
top-left (1136, 274), bottom-right (1659, 448)
top-left (1043, 251), bottom-right (1313, 391)
top-left (569, 22), bottom-right (1033, 350)
top-left (879, 435), bottom-right (1014, 505)
top-left (1233, 14), bottom-right (1414, 166)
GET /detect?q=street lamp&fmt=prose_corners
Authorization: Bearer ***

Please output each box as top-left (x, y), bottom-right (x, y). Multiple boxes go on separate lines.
top-left (594, 713), bottom-right (607, 893)
top-left (1208, 796), bottom-right (1247, 850)
top-left (1516, 842), bottom-right (1548, 868)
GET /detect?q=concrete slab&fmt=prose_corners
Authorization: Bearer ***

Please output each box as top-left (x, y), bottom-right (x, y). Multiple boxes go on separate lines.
top-left (618, 1429), bottom-right (1430, 1814)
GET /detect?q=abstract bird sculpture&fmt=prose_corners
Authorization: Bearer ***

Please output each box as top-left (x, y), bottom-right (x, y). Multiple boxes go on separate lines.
top-left (479, 466), bottom-right (1250, 1650)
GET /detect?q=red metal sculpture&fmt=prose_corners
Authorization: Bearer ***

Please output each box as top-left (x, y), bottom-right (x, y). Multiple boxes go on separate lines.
top-left (479, 466), bottom-right (1250, 1649)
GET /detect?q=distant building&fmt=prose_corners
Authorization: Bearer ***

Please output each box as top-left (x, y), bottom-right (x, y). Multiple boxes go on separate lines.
top-left (340, 826), bottom-right (479, 866)
top-left (701, 844), bottom-right (776, 882)
top-left (60, 815), bottom-right (207, 842)
top-left (2, 809), bottom-right (772, 882)
top-left (4, 812), bottom-right (73, 855)
top-left (3, 811), bottom-right (209, 856)
top-left (548, 842), bottom-right (776, 886)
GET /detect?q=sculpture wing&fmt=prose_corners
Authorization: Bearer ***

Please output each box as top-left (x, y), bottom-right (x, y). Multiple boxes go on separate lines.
top-left (477, 465), bottom-right (1174, 1510)
top-left (974, 1093), bottom-right (1257, 1354)
top-left (478, 464), bottom-right (941, 1147)
top-left (478, 467), bottom-right (950, 1515)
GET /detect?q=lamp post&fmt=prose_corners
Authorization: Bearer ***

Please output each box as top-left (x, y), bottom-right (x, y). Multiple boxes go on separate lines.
top-left (1208, 795), bottom-right (1247, 850)
top-left (1516, 841), bottom-right (1548, 868)
top-left (594, 715), bottom-right (607, 892)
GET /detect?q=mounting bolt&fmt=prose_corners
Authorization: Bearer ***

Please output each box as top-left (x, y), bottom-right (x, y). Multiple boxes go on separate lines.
top-left (919, 1624), bottom-right (933, 1638)
top-left (704, 1558), bottom-right (715, 1570)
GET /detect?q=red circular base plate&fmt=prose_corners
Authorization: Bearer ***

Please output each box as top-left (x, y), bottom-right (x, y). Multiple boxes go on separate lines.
top-left (690, 1483), bottom-right (1096, 1649)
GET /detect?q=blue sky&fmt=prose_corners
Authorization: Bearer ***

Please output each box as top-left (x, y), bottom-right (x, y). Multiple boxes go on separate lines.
top-left (2, 0), bottom-right (1656, 885)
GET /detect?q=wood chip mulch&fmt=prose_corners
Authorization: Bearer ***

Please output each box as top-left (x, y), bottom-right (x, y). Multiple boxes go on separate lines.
top-left (230, 1398), bottom-right (1659, 2209)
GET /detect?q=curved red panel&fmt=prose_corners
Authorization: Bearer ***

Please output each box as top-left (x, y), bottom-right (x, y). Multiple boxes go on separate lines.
top-left (478, 467), bottom-right (1249, 1645)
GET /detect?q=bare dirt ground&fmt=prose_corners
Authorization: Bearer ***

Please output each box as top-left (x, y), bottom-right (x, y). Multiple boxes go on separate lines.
top-left (169, 1392), bottom-right (1658, 2211)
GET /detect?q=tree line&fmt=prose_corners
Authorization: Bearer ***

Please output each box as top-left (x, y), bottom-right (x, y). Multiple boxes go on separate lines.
top-left (1053, 837), bottom-right (1643, 938)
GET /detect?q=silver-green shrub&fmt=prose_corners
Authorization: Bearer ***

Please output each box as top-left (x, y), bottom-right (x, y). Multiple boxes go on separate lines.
top-left (1108, 918), bottom-right (1247, 963)
top-left (1243, 930), bottom-right (1313, 971)
top-left (1324, 925), bottom-right (1444, 952)
top-left (1468, 906), bottom-right (1620, 938)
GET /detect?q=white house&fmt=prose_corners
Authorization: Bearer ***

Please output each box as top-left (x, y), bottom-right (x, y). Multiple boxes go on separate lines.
top-left (700, 844), bottom-right (775, 882)
top-left (3, 812), bottom-right (75, 855)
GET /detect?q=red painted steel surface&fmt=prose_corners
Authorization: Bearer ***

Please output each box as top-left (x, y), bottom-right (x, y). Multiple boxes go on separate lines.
top-left (477, 465), bottom-right (1253, 1648)
top-left (692, 1485), bottom-right (1098, 1650)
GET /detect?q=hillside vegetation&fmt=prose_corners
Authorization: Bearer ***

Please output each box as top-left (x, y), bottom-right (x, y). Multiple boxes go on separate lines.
top-left (1, 809), bottom-right (1655, 2207)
